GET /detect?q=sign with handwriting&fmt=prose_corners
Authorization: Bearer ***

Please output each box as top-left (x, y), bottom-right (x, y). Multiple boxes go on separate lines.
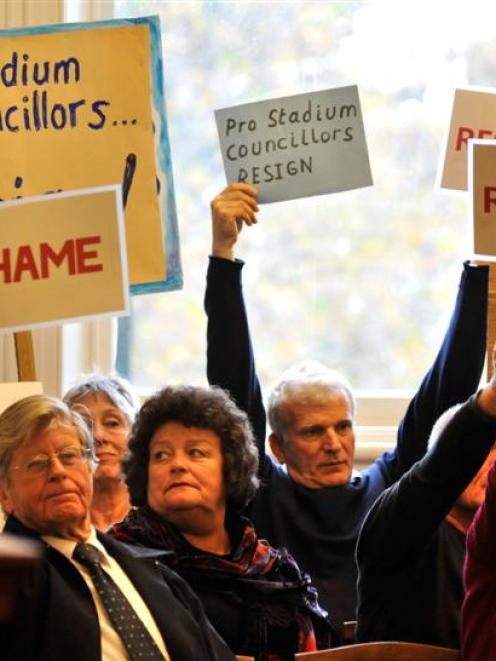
top-left (215, 86), bottom-right (372, 203)
top-left (0, 16), bottom-right (181, 293)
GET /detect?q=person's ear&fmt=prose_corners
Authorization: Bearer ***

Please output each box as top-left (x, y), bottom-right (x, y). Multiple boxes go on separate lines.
top-left (269, 433), bottom-right (286, 465)
top-left (0, 479), bottom-right (14, 514)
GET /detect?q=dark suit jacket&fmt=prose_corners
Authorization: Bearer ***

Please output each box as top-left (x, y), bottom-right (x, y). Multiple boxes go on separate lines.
top-left (2, 515), bottom-right (235, 661)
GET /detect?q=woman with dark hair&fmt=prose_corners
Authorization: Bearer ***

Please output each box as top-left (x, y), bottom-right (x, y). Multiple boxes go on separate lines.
top-left (109, 384), bottom-right (335, 660)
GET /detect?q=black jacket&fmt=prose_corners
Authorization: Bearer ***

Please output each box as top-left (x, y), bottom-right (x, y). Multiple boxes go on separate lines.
top-left (1, 515), bottom-right (235, 661)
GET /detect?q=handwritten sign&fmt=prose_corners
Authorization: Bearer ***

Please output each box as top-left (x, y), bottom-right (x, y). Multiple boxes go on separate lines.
top-left (0, 16), bottom-right (181, 294)
top-left (0, 186), bottom-right (129, 333)
top-left (215, 86), bottom-right (372, 203)
top-left (440, 87), bottom-right (496, 191)
top-left (468, 139), bottom-right (496, 258)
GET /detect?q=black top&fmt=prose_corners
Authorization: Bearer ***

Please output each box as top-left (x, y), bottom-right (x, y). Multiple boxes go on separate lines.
top-left (1, 515), bottom-right (235, 661)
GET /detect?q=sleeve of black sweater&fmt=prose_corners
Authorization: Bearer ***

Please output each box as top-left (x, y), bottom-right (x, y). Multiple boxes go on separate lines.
top-left (205, 256), bottom-right (268, 473)
top-left (386, 262), bottom-right (488, 480)
top-left (357, 394), bottom-right (496, 572)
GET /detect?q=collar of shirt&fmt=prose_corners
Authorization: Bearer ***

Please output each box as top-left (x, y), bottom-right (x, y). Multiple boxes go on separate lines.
top-left (43, 528), bottom-right (111, 568)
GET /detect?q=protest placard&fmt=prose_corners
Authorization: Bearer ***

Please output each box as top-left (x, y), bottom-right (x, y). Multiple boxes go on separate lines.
top-left (0, 16), bottom-right (181, 294)
top-left (0, 186), bottom-right (128, 332)
top-left (440, 87), bottom-right (496, 191)
top-left (468, 139), bottom-right (496, 258)
top-left (215, 86), bottom-right (372, 203)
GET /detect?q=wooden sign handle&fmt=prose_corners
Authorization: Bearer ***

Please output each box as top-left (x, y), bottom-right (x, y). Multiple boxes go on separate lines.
top-left (14, 331), bottom-right (36, 381)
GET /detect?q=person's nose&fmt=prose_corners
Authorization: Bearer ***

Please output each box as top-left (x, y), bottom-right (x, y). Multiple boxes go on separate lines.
top-left (322, 428), bottom-right (341, 452)
top-left (92, 422), bottom-right (110, 446)
top-left (170, 452), bottom-right (188, 474)
top-left (47, 454), bottom-right (68, 480)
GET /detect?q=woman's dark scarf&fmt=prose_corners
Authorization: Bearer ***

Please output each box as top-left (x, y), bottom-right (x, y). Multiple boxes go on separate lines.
top-left (110, 505), bottom-right (335, 660)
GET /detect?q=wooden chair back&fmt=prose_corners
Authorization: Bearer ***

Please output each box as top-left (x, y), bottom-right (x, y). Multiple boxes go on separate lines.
top-left (295, 641), bottom-right (461, 660)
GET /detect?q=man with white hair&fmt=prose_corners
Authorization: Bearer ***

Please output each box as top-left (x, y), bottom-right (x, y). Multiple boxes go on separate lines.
top-left (205, 182), bottom-right (489, 630)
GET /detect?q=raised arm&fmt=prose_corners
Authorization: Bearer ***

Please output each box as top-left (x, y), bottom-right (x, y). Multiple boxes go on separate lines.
top-left (204, 184), bottom-right (268, 461)
top-left (361, 344), bottom-right (496, 558)
top-left (391, 262), bottom-right (489, 476)
top-left (357, 364), bottom-right (496, 645)
top-left (358, 392), bottom-right (496, 568)
top-left (357, 386), bottom-right (496, 645)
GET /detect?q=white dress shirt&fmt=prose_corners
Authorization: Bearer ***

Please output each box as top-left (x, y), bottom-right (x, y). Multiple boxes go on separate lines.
top-left (43, 528), bottom-right (170, 661)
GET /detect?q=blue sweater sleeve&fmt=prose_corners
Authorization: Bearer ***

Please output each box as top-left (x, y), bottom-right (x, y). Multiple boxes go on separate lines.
top-left (205, 257), bottom-right (267, 469)
top-left (385, 262), bottom-right (489, 480)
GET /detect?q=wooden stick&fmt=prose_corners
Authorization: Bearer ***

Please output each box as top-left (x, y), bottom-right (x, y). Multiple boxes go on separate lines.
top-left (14, 331), bottom-right (36, 381)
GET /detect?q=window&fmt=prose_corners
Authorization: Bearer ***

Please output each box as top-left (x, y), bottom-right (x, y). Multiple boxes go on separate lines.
top-left (108, 0), bottom-right (491, 400)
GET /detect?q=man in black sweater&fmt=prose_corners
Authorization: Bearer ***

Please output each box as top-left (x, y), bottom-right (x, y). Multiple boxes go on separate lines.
top-left (205, 181), bottom-right (489, 630)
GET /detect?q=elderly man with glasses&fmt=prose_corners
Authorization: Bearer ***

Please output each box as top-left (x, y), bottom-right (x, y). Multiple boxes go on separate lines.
top-left (0, 394), bottom-right (234, 661)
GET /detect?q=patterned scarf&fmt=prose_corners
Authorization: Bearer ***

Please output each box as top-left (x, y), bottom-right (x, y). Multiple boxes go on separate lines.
top-left (110, 506), bottom-right (335, 660)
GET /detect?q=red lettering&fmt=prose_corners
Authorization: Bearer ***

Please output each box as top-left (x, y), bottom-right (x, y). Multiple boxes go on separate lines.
top-left (484, 186), bottom-right (496, 213)
top-left (40, 239), bottom-right (76, 277)
top-left (456, 127), bottom-right (496, 150)
top-left (13, 245), bottom-right (40, 282)
top-left (2, 236), bottom-right (103, 284)
top-left (76, 236), bottom-right (103, 273)
top-left (455, 126), bottom-right (474, 151)
top-left (0, 248), bottom-right (12, 283)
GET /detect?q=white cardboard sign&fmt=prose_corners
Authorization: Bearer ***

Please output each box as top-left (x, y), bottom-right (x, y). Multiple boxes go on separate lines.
top-left (215, 86), bottom-right (372, 203)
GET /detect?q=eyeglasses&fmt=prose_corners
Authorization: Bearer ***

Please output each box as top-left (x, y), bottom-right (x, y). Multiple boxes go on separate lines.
top-left (9, 446), bottom-right (93, 477)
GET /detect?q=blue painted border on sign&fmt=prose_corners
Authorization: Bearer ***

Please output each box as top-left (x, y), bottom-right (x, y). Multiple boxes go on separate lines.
top-left (0, 15), bottom-right (182, 295)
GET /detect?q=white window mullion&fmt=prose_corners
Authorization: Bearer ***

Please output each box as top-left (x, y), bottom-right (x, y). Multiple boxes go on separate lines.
top-left (32, 327), bottom-right (63, 394)
top-left (0, 335), bottom-right (19, 382)
top-left (1, 1), bottom-right (64, 29)
top-left (60, 319), bottom-right (117, 394)
top-left (65, 0), bottom-right (115, 22)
